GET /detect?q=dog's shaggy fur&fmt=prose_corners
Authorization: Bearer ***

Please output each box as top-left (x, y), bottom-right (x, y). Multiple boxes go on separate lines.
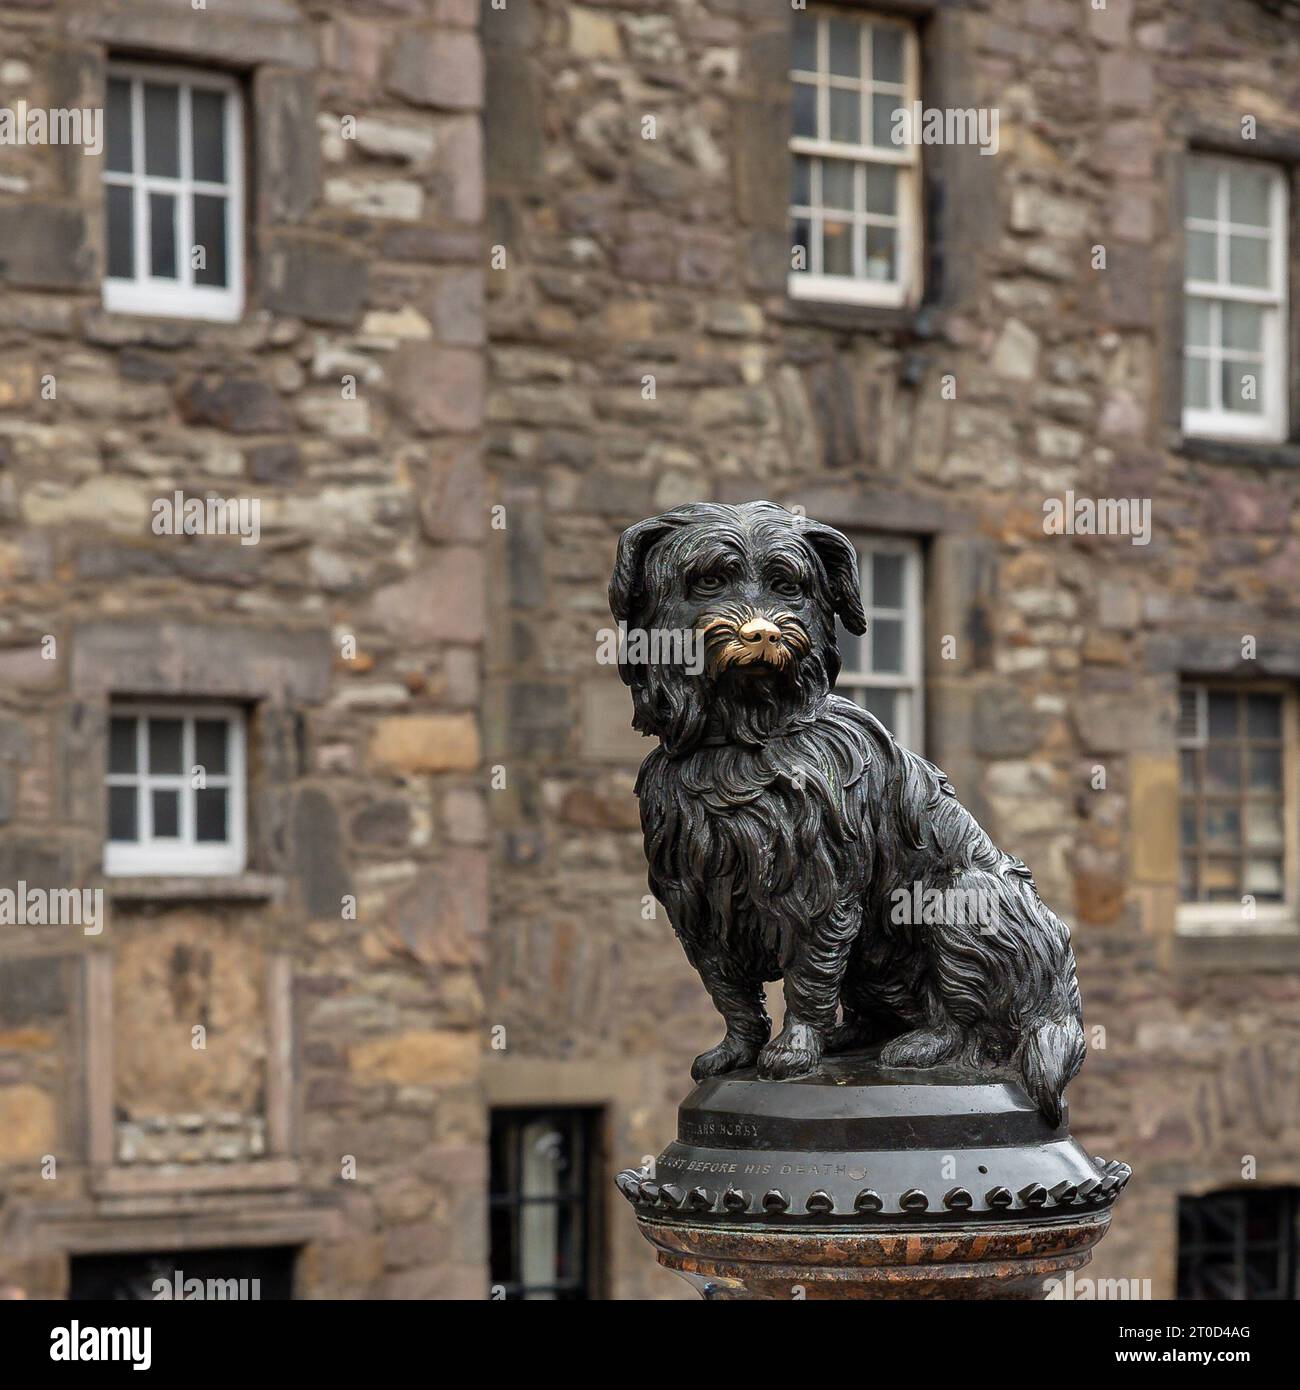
top-left (610, 501), bottom-right (1086, 1125)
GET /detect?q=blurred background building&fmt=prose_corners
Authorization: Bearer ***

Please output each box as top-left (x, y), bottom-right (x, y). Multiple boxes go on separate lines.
top-left (0, 0), bottom-right (1298, 1300)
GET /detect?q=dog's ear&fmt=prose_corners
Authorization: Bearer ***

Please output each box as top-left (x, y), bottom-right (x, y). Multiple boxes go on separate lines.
top-left (802, 519), bottom-right (867, 635)
top-left (609, 509), bottom-right (688, 624)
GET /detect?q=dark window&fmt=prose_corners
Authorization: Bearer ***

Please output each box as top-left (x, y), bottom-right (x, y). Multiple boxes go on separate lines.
top-left (1177, 1187), bottom-right (1300, 1299)
top-left (68, 1246), bottom-right (296, 1300)
top-left (489, 1106), bottom-right (603, 1300)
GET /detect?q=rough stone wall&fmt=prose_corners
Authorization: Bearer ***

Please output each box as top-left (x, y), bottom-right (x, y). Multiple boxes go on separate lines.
top-left (484, 0), bottom-right (1300, 1299)
top-left (0, 0), bottom-right (486, 1298)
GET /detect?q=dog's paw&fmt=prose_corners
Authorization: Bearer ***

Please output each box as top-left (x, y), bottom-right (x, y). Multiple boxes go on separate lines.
top-left (691, 1033), bottom-right (763, 1081)
top-left (757, 1023), bottom-right (823, 1080)
top-left (879, 1026), bottom-right (961, 1069)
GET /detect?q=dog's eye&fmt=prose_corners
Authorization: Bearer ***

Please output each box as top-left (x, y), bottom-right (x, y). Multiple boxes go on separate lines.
top-left (772, 578), bottom-right (803, 599)
top-left (690, 575), bottom-right (727, 598)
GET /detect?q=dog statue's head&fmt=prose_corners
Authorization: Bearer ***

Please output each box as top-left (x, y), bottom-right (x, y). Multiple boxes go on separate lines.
top-left (609, 501), bottom-right (867, 754)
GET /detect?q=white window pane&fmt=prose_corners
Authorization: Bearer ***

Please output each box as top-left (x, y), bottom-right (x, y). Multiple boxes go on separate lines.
top-left (1186, 228), bottom-right (1216, 280)
top-left (149, 717), bottom-right (183, 773)
top-left (792, 79), bottom-right (816, 138)
top-left (1228, 165), bottom-right (1270, 227)
top-left (1244, 858), bottom-right (1284, 900)
top-left (106, 78), bottom-right (133, 173)
top-left (152, 788), bottom-right (180, 838)
top-left (1183, 355), bottom-right (1209, 410)
top-left (865, 164), bottom-right (896, 215)
top-left (143, 82), bottom-right (179, 177)
top-left (791, 153), bottom-right (811, 206)
top-left (1228, 235), bottom-right (1268, 288)
top-left (195, 719), bottom-right (229, 775)
top-left (1244, 802), bottom-right (1284, 850)
top-left (828, 18), bottom-right (860, 78)
top-left (109, 717), bottom-right (137, 774)
top-left (829, 87), bottom-right (859, 143)
top-left (865, 224), bottom-right (896, 282)
top-left (872, 551), bottom-right (904, 608)
top-left (871, 617), bottom-right (904, 672)
top-left (1184, 298), bottom-right (1211, 347)
top-left (1248, 746), bottom-right (1283, 793)
top-left (149, 192), bottom-right (177, 279)
top-left (106, 186), bottom-right (134, 278)
top-left (1221, 360), bottom-right (1262, 414)
top-left (196, 788), bottom-right (228, 842)
top-left (1202, 804), bottom-right (1239, 849)
top-left (822, 158), bottom-right (855, 211)
top-left (823, 216), bottom-right (852, 275)
top-left (1205, 744), bottom-right (1238, 792)
top-left (108, 786), bottom-right (138, 842)
top-left (1222, 301), bottom-right (1263, 351)
top-left (1185, 161), bottom-right (1217, 220)
top-left (1207, 691), bottom-right (1238, 738)
top-left (193, 193), bottom-right (228, 287)
top-left (1246, 693), bottom-right (1282, 739)
top-left (191, 88), bottom-right (226, 182)
top-left (871, 91), bottom-right (899, 148)
top-left (792, 12), bottom-right (817, 71)
top-left (873, 26), bottom-right (904, 83)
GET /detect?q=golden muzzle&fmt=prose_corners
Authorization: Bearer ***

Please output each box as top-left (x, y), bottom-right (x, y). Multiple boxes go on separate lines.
top-left (700, 608), bottom-right (811, 676)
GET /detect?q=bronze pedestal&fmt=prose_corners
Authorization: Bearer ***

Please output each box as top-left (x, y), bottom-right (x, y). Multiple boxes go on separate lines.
top-left (617, 1052), bottom-right (1129, 1300)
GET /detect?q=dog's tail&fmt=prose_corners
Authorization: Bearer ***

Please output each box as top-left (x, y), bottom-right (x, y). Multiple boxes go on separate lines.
top-left (1019, 1014), bottom-right (1086, 1128)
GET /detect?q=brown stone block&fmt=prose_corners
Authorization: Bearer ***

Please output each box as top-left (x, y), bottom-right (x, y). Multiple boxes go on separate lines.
top-left (1130, 756), bottom-right (1178, 886)
top-left (297, 1236), bottom-right (386, 1296)
top-left (371, 547), bottom-right (485, 644)
top-left (418, 438), bottom-right (484, 543)
top-left (254, 67), bottom-right (319, 225)
top-left (0, 1084), bottom-right (56, 1162)
top-left (350, 1029), bottom-right (480, 1085)
top-left (371, 714), bottom-right (480, 771)
top-left (390, 848), bottom-right (487, 968)
top-left (262, 237), bottom-right (368, 327)
top-left (0, 357), bottom-right (37, 409)
top-left (71, 621), bottom-right (332, 702)
top-left (0, 204), bottom-right (95, 291)
top-left (392, 345), bottom-right (484, 434)
top-left (389, 29), bottom-right (482, 110)
top-left (177, 374), bottom-right (293, 434)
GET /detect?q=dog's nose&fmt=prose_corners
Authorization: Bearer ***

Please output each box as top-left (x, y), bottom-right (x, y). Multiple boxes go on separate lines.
top-left (738, 617), bottom-right (783, 649)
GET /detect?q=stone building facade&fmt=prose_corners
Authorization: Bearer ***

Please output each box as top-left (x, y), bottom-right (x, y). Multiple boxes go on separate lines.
top-left (0, 0), bottom-right (488, 1298)
top-left (1, 0), bottom-right (1299, 1301)
top-left (482, 0), bottom-right (1300, 1300)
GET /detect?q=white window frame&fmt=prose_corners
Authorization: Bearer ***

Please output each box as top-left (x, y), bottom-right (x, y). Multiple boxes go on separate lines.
top-left (1175, 681), bottom-right (1299, 937)
top-left (788, 9), bottom-right (922, 308)
top-left (104, 703), bottom-right (247, 877)
top-left (837, 537), bottom-right (924, 753)
top-left (1182, 155), bottom-right (1288, 443)
top-left (103, 62), bottom-right (245, 323)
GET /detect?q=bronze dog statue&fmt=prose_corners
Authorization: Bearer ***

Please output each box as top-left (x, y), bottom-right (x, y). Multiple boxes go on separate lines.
top-left (610, 501), bottom-right (1085, 1124)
